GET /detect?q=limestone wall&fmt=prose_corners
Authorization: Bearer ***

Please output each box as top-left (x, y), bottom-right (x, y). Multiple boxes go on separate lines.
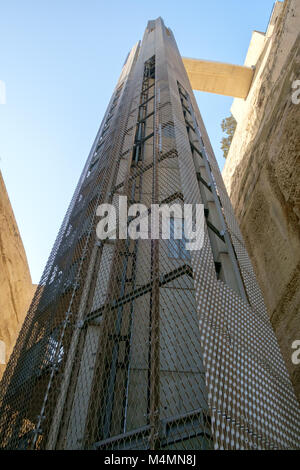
top-left (223, 0), bottom-right (300, 400)
top-left (0, 171), bottom-right (36, 380)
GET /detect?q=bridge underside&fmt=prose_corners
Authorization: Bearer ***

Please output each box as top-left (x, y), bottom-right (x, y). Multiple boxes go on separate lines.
top-left (182, 57), bottom-right (254, 99)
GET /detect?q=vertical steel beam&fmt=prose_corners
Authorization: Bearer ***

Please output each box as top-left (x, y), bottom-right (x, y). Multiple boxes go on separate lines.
top-left (149, 74), bottom-right (160, 450)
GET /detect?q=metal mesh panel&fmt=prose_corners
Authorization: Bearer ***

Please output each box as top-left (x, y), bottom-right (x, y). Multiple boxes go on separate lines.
top-left (0, 18), bottom-right (299, 450)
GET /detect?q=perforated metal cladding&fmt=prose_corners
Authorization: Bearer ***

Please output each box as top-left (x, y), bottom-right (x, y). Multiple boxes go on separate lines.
top-left (0, 18), bottom-right (299, 451)
top-left (163, 22), bottom-right (300, 449)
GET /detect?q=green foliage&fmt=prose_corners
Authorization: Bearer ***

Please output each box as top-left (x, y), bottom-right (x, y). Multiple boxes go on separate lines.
top-left (220, 115), bottom-right (237, 158)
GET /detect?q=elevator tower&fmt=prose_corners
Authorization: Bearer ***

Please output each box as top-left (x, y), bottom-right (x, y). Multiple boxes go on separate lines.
top-left (0, 18), bottom-right (299, 450)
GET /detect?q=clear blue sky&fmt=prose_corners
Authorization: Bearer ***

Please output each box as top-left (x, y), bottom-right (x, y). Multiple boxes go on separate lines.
top-left (0, 0), bottom-right (275, 283)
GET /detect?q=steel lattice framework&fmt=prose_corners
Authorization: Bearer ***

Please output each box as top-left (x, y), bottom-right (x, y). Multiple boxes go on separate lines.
top-left (0, 18), bottom-right (299, 450)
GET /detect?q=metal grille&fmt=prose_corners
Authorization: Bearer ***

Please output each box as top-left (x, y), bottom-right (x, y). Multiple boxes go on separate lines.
top-left (0, 18), bottom-right (299, 450)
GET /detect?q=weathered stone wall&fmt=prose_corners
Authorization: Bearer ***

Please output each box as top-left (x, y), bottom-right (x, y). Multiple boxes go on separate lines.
top-left (223, 0), bottom-right (300, 401)
top-left (0, 171), bottom-right (36, 380)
